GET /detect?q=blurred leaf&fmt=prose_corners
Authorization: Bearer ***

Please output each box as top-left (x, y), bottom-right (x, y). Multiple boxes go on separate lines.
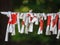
top-left (14, 6), bottom-right (30, 12)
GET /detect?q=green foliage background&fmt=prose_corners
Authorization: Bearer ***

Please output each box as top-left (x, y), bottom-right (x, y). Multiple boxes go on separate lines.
top-left (11, 0), bottom-right (60, 44)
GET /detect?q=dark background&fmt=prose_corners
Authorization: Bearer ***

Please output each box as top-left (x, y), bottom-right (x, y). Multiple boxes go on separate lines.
top-left (0, 0), bottom-right (60, 45)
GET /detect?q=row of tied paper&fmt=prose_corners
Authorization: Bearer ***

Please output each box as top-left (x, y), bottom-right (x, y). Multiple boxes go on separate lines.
top-left (0, 11), bottom-right (60, 41)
